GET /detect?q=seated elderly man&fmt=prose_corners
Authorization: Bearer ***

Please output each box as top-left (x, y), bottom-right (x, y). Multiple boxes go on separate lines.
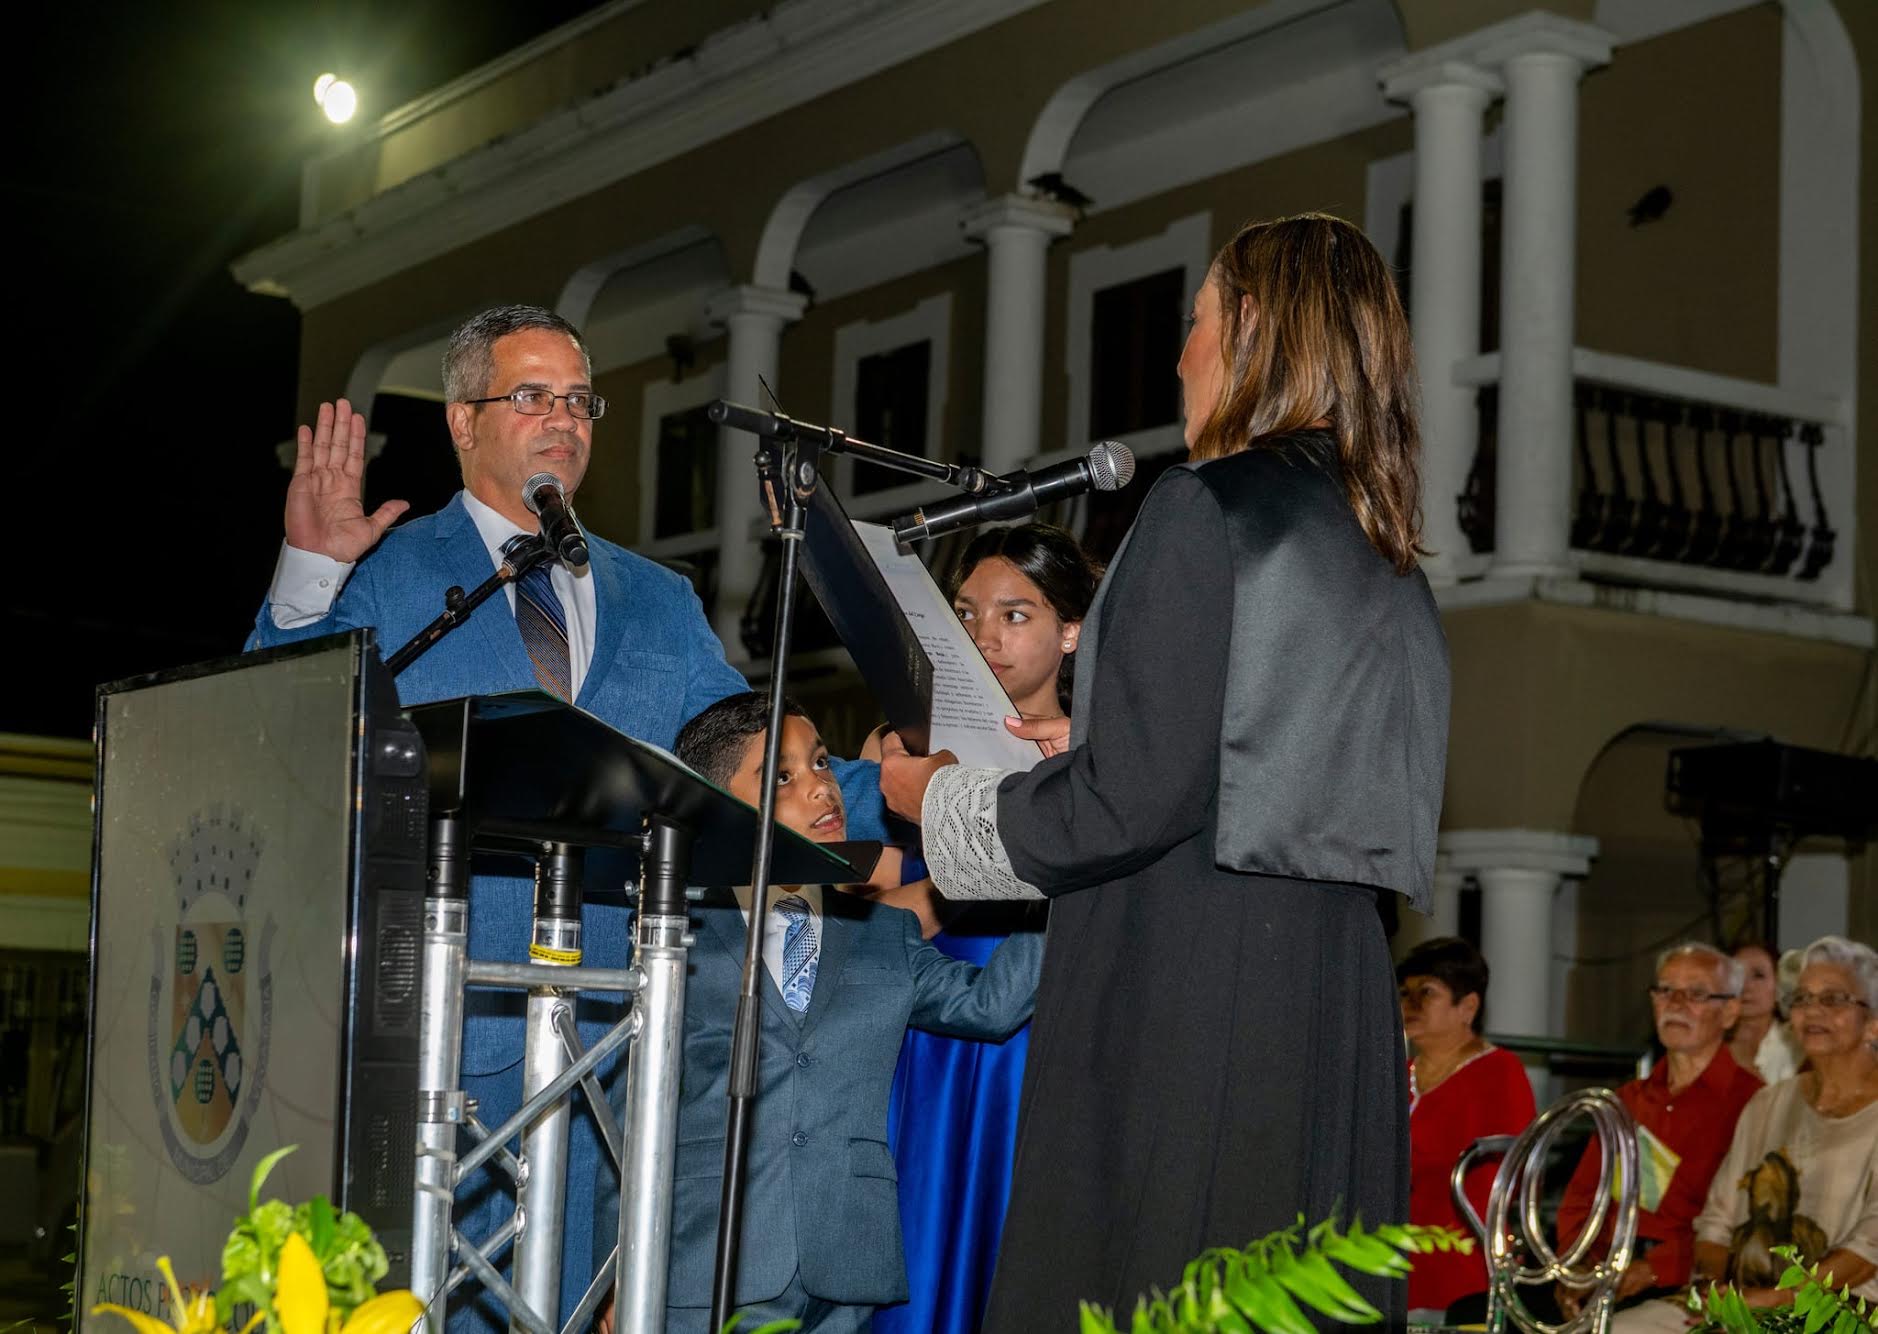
top-left (1555, 942), bottom-right (1764, 1317)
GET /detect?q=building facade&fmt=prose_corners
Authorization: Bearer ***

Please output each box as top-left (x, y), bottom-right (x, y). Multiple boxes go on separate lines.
top-left (231, 0), bottom-right (1878, 1063)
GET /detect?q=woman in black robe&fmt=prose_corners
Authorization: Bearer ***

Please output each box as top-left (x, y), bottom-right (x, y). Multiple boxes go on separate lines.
top-left (879, 212), bottom-right (1450, 1331)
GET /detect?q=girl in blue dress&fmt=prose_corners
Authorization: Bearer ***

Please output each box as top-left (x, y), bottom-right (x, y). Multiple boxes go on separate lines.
top-left (873, 523), bottom-right (1100, 1334)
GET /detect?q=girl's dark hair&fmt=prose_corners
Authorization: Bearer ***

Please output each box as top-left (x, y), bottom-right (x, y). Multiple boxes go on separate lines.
top-left (1396, 936), bottom-right (1490, 1035)
top-left (947, 523), bottom-right (1103, 716)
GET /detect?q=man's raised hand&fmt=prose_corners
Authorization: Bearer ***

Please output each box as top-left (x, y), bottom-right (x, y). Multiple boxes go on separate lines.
top-left (283, 399), bottom-right (410, 563)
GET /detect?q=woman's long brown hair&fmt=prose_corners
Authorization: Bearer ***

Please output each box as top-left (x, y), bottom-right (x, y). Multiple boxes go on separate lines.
top-left (1188, 212), bottom-right (1425, 572)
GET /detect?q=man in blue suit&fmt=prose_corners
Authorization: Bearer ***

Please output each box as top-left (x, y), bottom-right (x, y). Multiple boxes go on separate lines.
top-left (591, 693), bottom-right (1039, 1334)
top-left (247, 305), bottom-right (885, 1330)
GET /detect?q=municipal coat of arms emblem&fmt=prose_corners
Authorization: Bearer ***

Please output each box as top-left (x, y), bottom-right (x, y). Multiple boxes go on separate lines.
top-left (146, 805), bottom-right (274, 1183)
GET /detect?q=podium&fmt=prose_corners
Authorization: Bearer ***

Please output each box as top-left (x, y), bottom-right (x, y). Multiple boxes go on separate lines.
top-left (80, 633), bottom-right (427, 1326)
top-left (79, 634), bottom-right (875, 1334)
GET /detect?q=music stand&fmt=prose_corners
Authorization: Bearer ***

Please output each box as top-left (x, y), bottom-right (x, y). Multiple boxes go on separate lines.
top-left (798, 483), bottom-right (936, 757)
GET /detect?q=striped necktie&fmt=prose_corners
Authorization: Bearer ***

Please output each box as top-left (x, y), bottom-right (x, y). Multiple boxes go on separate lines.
top-left (503, 535), bottom-right (572, 700)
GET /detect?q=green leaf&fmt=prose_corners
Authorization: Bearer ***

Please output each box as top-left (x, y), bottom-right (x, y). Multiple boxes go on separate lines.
top-left (306, 1195), bottom-right (336, 1259)
top-left (1228, 1260), bottom-right (1315, 1334)
top-left (248, 1146), bottom-right (298, 1215)
top-left (251, 1201), bottom-right (294, 1269)
top-left (216, 1274), bottom-right (270, 1323)
top-left (1080, 1301), bottom-right (1118, 1334)
top-left (1320, 1227), bottom-right (1411, 1278)
top-left (223, 1227), bottom-right (262, 1284)
top-left (1175, 1283), bottom-right (1202, 1327)
top-left (1722, 1286), bottom-right (1761, 1334)
top-left (1281, 1249), bottom-right (1380, 1324)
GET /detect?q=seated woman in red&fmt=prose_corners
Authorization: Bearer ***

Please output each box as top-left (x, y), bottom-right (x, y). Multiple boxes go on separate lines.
top-left (1400, 936), bottom-right (1537, 1324)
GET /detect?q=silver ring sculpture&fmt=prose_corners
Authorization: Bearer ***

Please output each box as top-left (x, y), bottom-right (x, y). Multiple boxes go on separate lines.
top-left (1450, 1087), bottom-right (1641, 1334)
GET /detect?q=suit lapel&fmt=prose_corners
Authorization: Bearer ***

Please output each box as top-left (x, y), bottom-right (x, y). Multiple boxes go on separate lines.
top-left (576, 540), bottom-right (627, 710)
top-left (701, 903), bottom-right (803, 1034)
top-left (797, 899), bottom-right (854, 1042)
top-left (434, 494), bottom-right (536, 687)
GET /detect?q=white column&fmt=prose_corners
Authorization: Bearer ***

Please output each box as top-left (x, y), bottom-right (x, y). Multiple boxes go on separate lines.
top-left (962, 195), bottom-right (1076, 474)
top-left (704, 284), bottom-right (808, 656)
top-left (1378, 58), bottom-right (1501, 585)
top-left (1477, 867), bottom-right (1559, 1040)
top-left (1478, 15), bottom-right (1611, 579)
top-left (1442, 828), bottom-right (1597, 1099)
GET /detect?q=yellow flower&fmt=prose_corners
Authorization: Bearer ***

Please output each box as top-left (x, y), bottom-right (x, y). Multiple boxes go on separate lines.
top-left (94, 1236), bottom-right (422, 1334)
top-left (336, 1290), bottom-right (425, 1334)
top-left (275, 1231), bottom-right (424, 1334)
top-left (93, 1256), bottom-right (237, 1334)
top-left (274, 1233), bottom-right (329, 1334)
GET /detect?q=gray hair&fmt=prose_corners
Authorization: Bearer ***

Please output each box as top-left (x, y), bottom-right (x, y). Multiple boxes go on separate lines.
top-left (1656, 941), bottom-right (1745, 996)
top-left (441, 304), bottom-right (591, 403)
top-left (1793, 935), bottom-right (1878, 1010)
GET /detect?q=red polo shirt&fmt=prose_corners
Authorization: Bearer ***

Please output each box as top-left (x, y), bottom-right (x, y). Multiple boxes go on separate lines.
top-left (1556, 1044), bottom-right (1763, 1286)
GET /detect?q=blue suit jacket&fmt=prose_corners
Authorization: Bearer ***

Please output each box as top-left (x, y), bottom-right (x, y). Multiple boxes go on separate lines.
top-left (594, 892), bottom-right (1041, 1312)
top-left (246, 493), bottom-right (888, 1327)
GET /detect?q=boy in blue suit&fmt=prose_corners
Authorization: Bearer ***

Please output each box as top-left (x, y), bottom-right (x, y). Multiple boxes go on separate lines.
top-left (246, 306), bottom-right (889, 1330)
top-left (594, 693), bottom-right (1041, 1334)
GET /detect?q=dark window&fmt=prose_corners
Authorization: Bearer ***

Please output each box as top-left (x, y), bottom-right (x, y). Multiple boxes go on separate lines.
top-left (363, 392), bottom-right (461, 523)
top-left (1089, 266), bottom-right (1184, 441)
top-left (657, 545), bottom-right (718, 610)
top-left (1077, 448), bottom-right (1188, 565)
top-left (1392, 177), bottom-right (1502, 354)
top-left (852, 341), bottom-right (932, 494)
top-left (653, 403), bottom-right (719, 539)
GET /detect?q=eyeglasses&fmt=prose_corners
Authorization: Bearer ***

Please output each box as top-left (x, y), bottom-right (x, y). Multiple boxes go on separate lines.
top-left (464, 388), bottom-right (607, 420)
top-left (1789, 989), bottom-right (1872, 1013)
top-left (1646, 984), bottom-right (1736, 1005)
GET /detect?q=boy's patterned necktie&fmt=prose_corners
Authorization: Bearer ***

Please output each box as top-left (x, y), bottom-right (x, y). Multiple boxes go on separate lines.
top-left (503, 535), bottom-right (571, 700)
top-left (774, 895), bottom-right (818, 1013)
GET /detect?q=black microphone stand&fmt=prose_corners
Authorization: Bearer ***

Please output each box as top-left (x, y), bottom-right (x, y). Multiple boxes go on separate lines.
top-left (704, 406), bottom-right (830, 1332)
top-left (384, 534), bottom-right (553, 676)
top-left (703, 400), bottom-right (985, 1331)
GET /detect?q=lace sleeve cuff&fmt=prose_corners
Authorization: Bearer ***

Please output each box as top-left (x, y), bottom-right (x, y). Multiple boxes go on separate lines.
top-left (921, 765), bottom-right (1044, 901)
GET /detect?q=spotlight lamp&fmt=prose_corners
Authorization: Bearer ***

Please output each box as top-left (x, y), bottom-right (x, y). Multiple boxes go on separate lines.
top-left (314, 72), bottom-right (358, 125)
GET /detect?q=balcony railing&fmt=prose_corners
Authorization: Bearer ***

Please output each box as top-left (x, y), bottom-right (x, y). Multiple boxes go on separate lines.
top-left (1456, 349), bottom-right (1848, 603)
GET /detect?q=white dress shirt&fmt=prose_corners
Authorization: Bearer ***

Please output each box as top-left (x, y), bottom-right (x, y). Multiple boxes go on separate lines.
top-left (731, 882), bottom-right (824, 1002)
top-left (265, 490), bottom-right (597, 696)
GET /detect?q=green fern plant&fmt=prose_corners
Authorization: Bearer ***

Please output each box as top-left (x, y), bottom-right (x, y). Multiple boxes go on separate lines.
top-left (1691, 1247), bottom-right (1876, 1334)
top-left (1078, 1217), bottom-right (1472, 1334)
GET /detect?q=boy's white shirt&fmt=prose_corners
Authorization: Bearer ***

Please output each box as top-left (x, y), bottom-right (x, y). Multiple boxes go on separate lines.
top-left (730, 883), bottom-right (824, 1000)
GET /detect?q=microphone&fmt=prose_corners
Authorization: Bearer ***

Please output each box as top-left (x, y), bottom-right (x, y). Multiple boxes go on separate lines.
top-left (522, 473), bottom-right (590, 568)
top-left (890, 441), bottom-right (1136, 546)
top-left (708, 399), bottom-right (1000, 495)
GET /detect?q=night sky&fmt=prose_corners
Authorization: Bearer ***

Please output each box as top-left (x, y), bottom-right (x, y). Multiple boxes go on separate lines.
top-left (9, 2), bottom-right (601, 738)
